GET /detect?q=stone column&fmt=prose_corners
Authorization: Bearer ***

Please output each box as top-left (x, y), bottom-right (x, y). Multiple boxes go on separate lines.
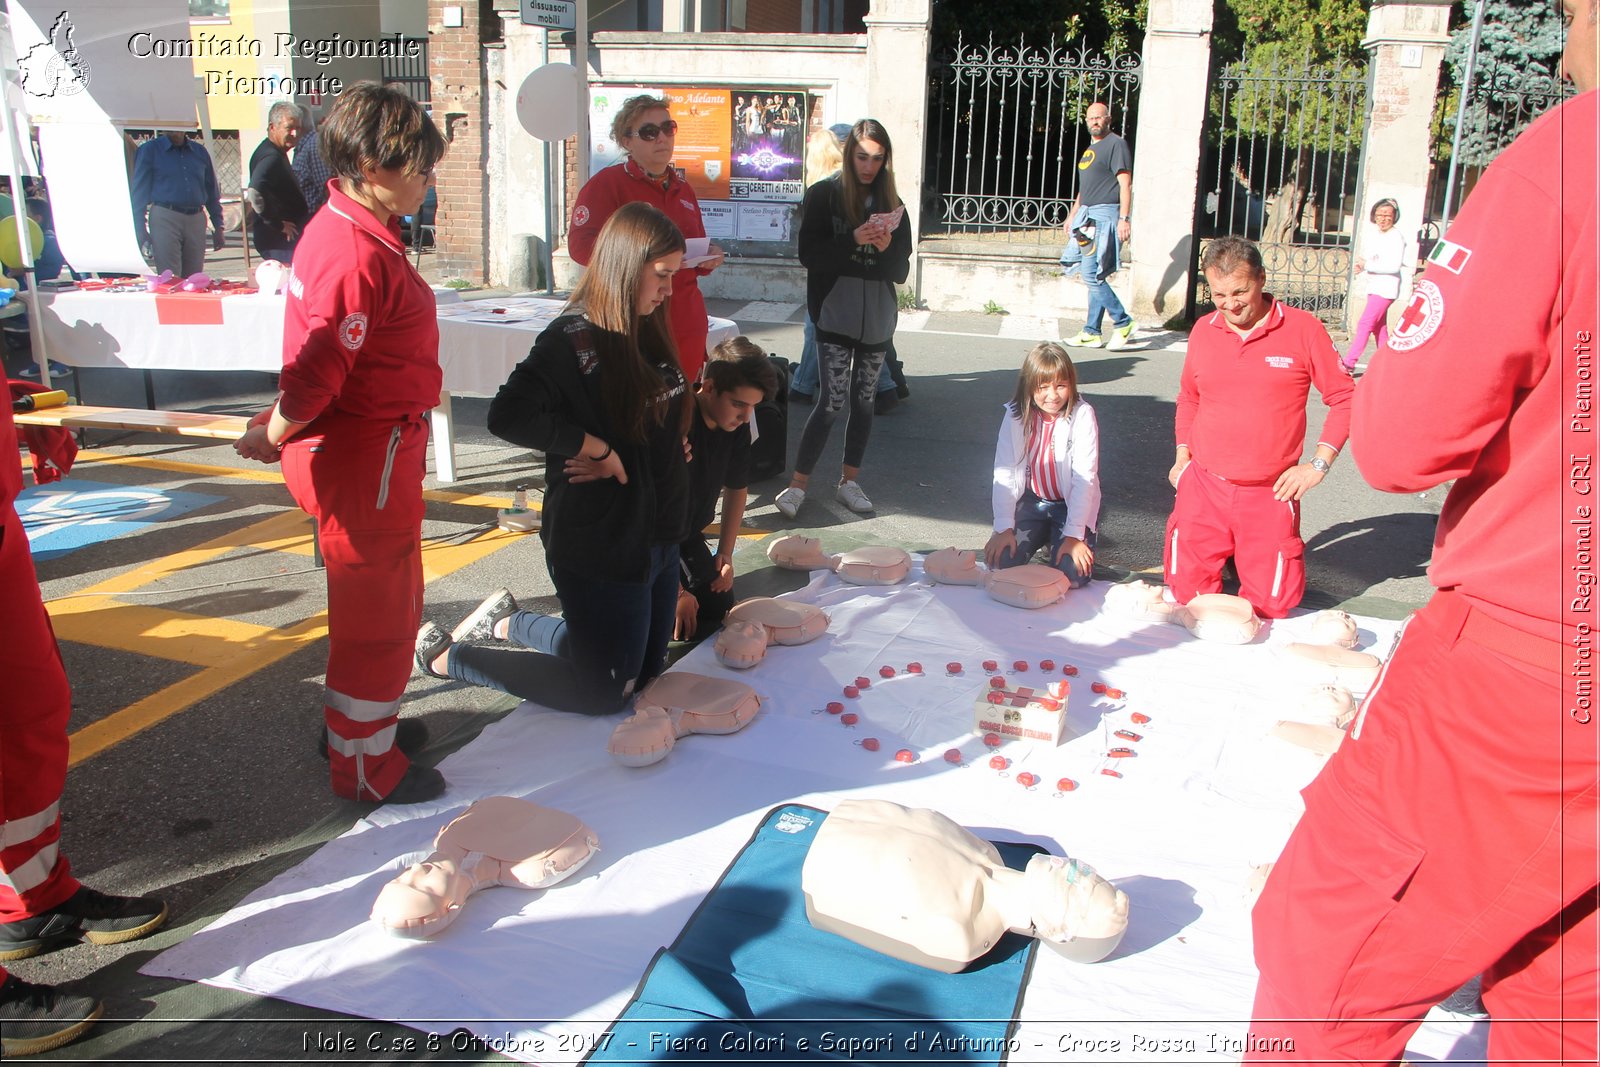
top-left (862, 0), bottom-right (933, 245)
top-left (1348, 0), bottom-right (1451, 335)
top-left (428, 0), bottom-right (495, 283)
top-left (1128, 0), bottom-right (1213, 325)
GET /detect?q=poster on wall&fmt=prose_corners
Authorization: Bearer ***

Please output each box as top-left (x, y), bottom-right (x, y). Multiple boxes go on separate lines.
top-left (589, 84), bottom-right (809, 244)
top-left (727, 89), bottom-right (805, 203)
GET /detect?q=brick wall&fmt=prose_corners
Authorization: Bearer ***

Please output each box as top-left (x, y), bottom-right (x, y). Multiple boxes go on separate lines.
top-left (427, 0), bottom-right (498, 282)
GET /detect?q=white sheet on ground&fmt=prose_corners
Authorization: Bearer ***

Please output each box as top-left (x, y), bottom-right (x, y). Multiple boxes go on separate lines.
top-left (144, 571), bottom-right (1489, 1065)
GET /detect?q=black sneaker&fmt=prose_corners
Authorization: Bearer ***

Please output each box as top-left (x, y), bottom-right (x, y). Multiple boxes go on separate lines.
top-left (383, 764), bottom-right (447, 805)
top-left (414, 621), bottom-right (452, 679)
top-left (0, 975), bottom-right (103, 1057)
top-left (0, 886), bottom-right (168, 961)
top-left (315, 718), bottom-right (429, 761)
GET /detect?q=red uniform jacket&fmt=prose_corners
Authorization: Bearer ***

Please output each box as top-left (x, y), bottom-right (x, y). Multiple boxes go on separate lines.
top-left (569, 159), bottom-right (711, 380)
top-left (1353, 90), bottom-right (1598, 641)
top-left (1176, 299), bottom-right (1353, 486)
top-left (277, 182), bottom-right (441, 425)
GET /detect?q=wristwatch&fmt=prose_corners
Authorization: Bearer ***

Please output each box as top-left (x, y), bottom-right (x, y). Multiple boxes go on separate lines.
top-left (1119, 215), bottom-right (1131, 221)
top-left (1310, 457), bottom-right (1331, 474)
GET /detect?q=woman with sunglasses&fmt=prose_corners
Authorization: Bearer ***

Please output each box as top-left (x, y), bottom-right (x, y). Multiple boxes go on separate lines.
top-left (570, 94), bottom-right (723, 382)
top-left (416, 203), bottom-right (692, 716)
top-left (233, 82), bottom-right (447, 804)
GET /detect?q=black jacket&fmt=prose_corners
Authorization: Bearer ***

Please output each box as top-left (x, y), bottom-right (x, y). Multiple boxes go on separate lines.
top-left (488, 315), bottom-right (687, 583)
top-left (798, 175), bottom-right (913, 348)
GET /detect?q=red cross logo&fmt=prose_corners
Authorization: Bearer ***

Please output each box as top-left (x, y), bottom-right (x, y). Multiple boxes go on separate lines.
top-left (1388, 280), bottom-right (1444, 353)
top-left (338, 312), bottom-right (369, 351)
top-left (1399, 294), bottom-right (1430, 331)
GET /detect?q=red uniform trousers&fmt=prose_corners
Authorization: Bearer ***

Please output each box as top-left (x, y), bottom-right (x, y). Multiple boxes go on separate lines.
top-left (1165, 460), bottom-right (1305, 619)
top-left (0, 506), bottom-right (81, 956)
top-left (283, 412), bottom-right (428, 801)
top-left (1248, 591), bottom-right (1600, 1064)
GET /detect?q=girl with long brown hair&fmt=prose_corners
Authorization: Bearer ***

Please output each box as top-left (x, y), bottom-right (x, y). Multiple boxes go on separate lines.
top-left (984, 342), bottom-right (1101, 586)
top-left (776, 118), bottom-right (912, 519)
top-left (416, 202), bottom-right (692, 715)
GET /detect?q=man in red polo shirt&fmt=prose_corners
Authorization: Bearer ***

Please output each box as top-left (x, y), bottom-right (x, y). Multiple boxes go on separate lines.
top-left (1245, 1), bottom-right (1598, 1059)
top-left (1165, 236), bottom-right (1352, 618)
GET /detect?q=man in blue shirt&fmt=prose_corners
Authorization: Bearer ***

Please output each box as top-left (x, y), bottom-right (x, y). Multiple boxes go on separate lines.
top-left (129, 131), bottom-right (225, 276)
top-left (292, 124), bottom-right (333, 217)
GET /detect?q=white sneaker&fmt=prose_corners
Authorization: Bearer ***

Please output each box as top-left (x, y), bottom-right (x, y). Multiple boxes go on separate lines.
top-left (775, 486), bottom-right (805, 519)
top-left (835, 480), bottom-right (874, 513)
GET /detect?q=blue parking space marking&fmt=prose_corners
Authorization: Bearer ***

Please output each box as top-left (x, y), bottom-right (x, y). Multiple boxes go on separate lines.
top-left (18, 480), bottom-right (224, 561)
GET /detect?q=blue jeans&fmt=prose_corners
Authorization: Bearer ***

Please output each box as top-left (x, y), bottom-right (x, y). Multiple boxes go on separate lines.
top-left (445, 543), bottom-right (681, 715)
top-left (1059, 203), bottom-right (1131, 337)
top-left (995, 490), bottom-right (1097, 587)
top-left (793, 313), bottom-right (895, 397)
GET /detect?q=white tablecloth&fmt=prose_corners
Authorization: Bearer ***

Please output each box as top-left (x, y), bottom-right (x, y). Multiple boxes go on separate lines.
top-left (28, 289), bottom-right (737, 396)
top-left (142, 573), bottom-right (1488, 1065)
top-left (25, 289), bottom-right (740, 482)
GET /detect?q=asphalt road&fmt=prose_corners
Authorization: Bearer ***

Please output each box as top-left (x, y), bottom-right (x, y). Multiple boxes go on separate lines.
top-left (5, 296), bottom-right (1438, 1063)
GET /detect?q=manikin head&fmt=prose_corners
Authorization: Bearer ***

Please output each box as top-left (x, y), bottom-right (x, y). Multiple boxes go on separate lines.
top-left (1021, 853), bottom-right (1130, 962)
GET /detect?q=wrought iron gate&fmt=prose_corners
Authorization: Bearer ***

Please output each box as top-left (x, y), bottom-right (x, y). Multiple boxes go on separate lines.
top-left (1195, 51), bottom-right (1369, 324)
top-left (925, 33), bottom-right (1142, 247)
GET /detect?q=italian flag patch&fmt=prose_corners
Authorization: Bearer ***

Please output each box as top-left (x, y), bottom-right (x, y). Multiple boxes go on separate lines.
top-left (1427, 239), bottom-right (1472, 274)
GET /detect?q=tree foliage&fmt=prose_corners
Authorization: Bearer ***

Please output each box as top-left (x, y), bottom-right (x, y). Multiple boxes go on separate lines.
top-left (1440, 0), bottom-right (1568, 165)
top-left (931, 0), bottom-right (1145, 55)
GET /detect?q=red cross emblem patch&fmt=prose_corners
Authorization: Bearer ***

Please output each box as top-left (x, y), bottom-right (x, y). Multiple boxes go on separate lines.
top-left (1387, 280), bottom-right (1444, 352)
top-left (573, 205), bottom-right (590, 227)
top-left (339, 312), bottom-right (369, 351)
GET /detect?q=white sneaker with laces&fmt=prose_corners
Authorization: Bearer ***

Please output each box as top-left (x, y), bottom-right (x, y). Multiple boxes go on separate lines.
top-left (775, 486), bottom-right (805, 519)
top-left (835, 480), bottom-right (874, 513)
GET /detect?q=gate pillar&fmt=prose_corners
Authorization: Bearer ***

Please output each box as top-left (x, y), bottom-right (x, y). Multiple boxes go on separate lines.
top-left (1348, 0), bottom-right (1452, 337)
top-left (1129, 0), bottom-right (1214, 324)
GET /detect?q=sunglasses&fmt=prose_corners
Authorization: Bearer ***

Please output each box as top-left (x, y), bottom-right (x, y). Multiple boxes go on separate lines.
top-left (630, 119), bottom-right (678, 142)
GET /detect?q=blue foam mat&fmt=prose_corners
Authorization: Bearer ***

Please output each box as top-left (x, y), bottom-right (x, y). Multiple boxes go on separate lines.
top-left (18, 479), bottom-right (222, 561)
top-left (583, 804), bottom-right (1039, 1066)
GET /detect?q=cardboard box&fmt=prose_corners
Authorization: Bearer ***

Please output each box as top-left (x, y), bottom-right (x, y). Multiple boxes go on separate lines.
top-left (973, 679), bottom-right (1074, 746)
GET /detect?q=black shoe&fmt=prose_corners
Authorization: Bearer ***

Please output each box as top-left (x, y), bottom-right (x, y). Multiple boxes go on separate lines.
top-left (896, 382), bottom-right (911, 400)
top-left (0, 975), bottom-right (103, 1057)
top-left (383, 764), bottom-right (447, 805)
top-left (874, 391), bottom-right (899, 415)
top-left (0, 886), bottom-right (168, 961)
top-left (789, 390), bottom-right (815, 405)
top-left (316, 718), bottom-right (429, 761)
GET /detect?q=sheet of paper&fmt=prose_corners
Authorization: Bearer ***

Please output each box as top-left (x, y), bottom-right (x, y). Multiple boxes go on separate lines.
top-left (683, 236), bottom-right (716, 267)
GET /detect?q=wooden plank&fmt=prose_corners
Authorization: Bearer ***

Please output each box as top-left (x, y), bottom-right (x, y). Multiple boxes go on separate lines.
top-left (14, 404), bottom-right (249, 440)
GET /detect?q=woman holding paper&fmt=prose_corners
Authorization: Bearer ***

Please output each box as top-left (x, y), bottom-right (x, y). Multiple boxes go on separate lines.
top-left (569, 94), bottom-right (723, 381)
top-left (775, 119), bottom-right (912, 519)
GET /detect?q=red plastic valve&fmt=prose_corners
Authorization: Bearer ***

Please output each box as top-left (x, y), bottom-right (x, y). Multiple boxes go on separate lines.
top-left (1091, 681), bottom-right (1108, 694)
top-left (840, 713), bottom-right (859, 726)
top-left (894, 748), bottom-right (916, 764)
top-left (843, 685), bottom-right (860, 699)
top-left (855, 676), bottom-right (872, 690)
top-left (986, 692), bottom-right (1004, 705)
top-left (989, 676), bottom-right (1006, 689)
top-left (1063, 664), bottom-right (1079, 676)
top-left (1016, 772), bottom-right (1039, 787)
top-left (1131, 711), bottom-right (1152, 725)
top-left (1105, 687), bottom-right (1124, 700)
top-left (1012, 660), bottom-right (1028, 672)
top-left (879, 665), bottom-right (896, 679)
top-left (1057, 777), bottom-right (1079, 792)
top-left (1040, 659), bottom-right (1056, 671)
top-left (861, 737), bottom-right (880, 752)
top-left (943, 748), bottom-right (963, 764)
top-left (982, 659), bottom-right (999, 672)
top-left (826, 701), bottom-right (844, 715)
top-left (983, 733), bottom-right (1003, 747)
top-left (946, 662), bottom-right (963, 674)
top-left (1100, 767), bottom-right (1124, 778)
top-left (988, 755), bottom-right (1009, 770)
top-left (907, 662), bottom-right (924, 674)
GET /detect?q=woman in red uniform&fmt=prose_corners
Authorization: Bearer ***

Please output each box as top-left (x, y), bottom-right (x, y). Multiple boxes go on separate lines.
top-left (569, 94), bottom-right (723, 382)
top-left (235, 82), bottom-right (447, 804)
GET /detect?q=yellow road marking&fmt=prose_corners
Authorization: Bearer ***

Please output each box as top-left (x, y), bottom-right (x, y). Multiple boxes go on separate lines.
top-left (53, 451), bottom-right (763, 765)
